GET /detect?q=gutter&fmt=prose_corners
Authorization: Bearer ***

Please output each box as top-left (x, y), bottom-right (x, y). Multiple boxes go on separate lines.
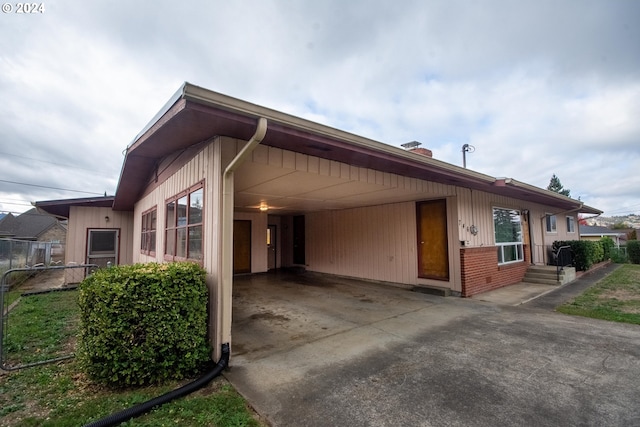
top-left (219, 117), bottom-right (268, 351)
top-left (182, 83), bottom-right (496, 185)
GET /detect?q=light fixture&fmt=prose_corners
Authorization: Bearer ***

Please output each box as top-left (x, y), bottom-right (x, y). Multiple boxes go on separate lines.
top-left (105, 215), bottom-right (110, 222)
top-left (259, 203), bottom-right (268, 212)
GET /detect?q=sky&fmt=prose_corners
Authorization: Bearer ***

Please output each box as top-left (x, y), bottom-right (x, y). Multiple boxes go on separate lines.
top-left (1, 0), bottom-right (639, 218)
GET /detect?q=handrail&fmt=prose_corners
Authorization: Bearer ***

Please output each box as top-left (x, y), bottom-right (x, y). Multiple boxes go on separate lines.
top-left (555, 245), bottom-right (573, 282)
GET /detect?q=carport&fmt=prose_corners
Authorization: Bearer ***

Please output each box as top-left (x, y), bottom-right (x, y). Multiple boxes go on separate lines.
top-left (225, 267), bottom-right (640, 427)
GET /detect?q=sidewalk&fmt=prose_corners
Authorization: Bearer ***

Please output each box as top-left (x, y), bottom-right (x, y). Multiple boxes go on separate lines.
top-left (471, 261), bottom-right (617, 307)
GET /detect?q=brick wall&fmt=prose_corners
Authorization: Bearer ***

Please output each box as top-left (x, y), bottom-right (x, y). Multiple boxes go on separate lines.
top-left (460, 245), bottom-right (530, 297)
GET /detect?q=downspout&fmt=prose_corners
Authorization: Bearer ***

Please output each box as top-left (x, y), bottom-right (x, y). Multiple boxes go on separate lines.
top-left (219, 118), bottom-right (268, 354)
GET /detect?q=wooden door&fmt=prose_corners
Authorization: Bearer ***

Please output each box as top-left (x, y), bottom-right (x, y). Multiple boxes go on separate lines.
top-left (233, 220), bottom-right (251, 274)
top-left (416, 200), bottom-right (450, 281)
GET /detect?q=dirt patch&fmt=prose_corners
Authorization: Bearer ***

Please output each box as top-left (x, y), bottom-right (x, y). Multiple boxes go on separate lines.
top-left (15, 269), bottom-right (67, 292)
top-left (598, 289), bottom-right (640, 302)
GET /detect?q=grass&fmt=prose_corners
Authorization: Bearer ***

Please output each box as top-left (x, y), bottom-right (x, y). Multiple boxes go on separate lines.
top-left (557, 264), bottom-right (640, 324)
top-left (1, 289), bottom-right (264, 427)
top-left (2, 289), bottom-right (78, 366)
top-left (1, 362), bottom-right (263, 426)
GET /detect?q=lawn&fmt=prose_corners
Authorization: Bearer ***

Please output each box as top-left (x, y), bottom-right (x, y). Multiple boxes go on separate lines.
top-left (557, 264), bottom-right (640, 324)
top-left (0, 289), bottom-right (264, 427)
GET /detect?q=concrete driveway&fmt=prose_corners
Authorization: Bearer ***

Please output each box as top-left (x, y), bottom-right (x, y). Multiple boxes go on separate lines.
top-left (225, 268), bottom-right (640, 426)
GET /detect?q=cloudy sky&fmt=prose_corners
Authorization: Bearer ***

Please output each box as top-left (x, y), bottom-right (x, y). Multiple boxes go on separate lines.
top-left (1, 0), bottom-right (638, 217)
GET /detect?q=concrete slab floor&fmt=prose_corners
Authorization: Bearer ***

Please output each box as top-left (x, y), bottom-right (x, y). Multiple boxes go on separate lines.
top-left (225, 270), bottom-right (640, 427)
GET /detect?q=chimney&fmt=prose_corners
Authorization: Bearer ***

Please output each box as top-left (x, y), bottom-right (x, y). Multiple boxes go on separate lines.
top-left (401, 141), bottom-right (433, 158)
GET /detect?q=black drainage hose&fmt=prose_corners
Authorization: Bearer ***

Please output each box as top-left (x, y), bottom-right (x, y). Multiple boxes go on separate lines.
top-left (83, 343), bottom-right (230, 427)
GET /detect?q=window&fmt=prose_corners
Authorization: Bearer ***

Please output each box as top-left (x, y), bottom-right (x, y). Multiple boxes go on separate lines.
top-left (566, 216), bottom-right (576, 233)
top-left (545, 214), bottom-right (557, 233)
top-left (494, 208), bottom-right (524, 264)
top-left (140, 207), bottom-right (157, 255)
top-left (165, 183), bottom-right (204, 261)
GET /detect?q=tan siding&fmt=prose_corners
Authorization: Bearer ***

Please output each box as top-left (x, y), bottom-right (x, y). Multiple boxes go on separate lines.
top-left (306, 202), bottom-right (421, 286)
top-left (133, 143), bottom-right (213, 265)
top-left (66, 207), bottom-right (133, 266)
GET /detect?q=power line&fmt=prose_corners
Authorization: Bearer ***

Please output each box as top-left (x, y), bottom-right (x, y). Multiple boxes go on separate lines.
top-left (0, 151), bottom-right (114, 175)
top-left (0, 179), bottom-right (104, 195)
top-left (0, 200), bottom-right (32, 207)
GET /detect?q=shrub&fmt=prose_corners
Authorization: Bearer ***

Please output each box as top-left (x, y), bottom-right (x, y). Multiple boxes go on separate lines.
top-left (77, 262), bottom-right (211, 386)
top-left (610, 248), bottom-right (629, 264)
top-left (628, 241), bottom-right (640, 264)
top-left (600, 236), bottom-right (615, 261)
top-left (553, 240), bottom-right (602, 271)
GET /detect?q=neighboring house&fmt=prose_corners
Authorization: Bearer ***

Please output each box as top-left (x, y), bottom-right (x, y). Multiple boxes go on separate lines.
top-left (0, 208), bottom-right (67, 243)
top-left (579, 225), bottom-right (625, 248)
top-left (35, 82), bottom-right (601, 358)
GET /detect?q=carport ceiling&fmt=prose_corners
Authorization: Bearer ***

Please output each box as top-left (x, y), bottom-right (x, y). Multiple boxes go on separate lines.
top-left (233, 158), bottom-right (434, 215)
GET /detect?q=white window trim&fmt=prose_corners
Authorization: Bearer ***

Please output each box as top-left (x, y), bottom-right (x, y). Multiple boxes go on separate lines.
top-left (493, 206), bottom-right (524, 265)
top-left (546, 214), bottom-right (557, 233)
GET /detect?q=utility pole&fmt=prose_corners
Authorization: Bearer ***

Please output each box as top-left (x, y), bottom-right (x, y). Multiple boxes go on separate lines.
top-left (462, 144), bottom-right (475, 168)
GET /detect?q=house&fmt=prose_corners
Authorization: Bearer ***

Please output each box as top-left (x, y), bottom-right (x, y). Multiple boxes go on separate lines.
top-left (0, 208), bottom-right (67, 242)
top-left (579, 225), bottom-right (625, 248)
top-left (0, 208), bottom-right (68, 265)
top-left (35, 82), bottom-right (601, 358)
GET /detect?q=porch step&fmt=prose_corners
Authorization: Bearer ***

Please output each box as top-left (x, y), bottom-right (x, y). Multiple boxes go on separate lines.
top-left (411, 285), bottom-right (451, 297)
top-left (522, 266), bottom-right (576, 286)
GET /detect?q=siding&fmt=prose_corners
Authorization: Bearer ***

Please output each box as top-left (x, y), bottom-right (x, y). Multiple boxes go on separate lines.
top-left (306, 202), bottom-right (418, 285)
top-left (66, 206), bottom-right (134, 266)
top-left (65, 206), bottom-right (133, 284)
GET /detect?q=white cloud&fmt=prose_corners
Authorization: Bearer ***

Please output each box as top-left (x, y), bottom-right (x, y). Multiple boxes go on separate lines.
top-left (0, 0), bottom-right (639, 217)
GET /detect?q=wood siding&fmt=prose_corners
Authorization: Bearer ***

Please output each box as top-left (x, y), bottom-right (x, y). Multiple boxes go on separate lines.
top-left (65, 206), bottom-right (133, 284)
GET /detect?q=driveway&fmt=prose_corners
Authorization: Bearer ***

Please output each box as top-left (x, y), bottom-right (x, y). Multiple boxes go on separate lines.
top-left (225, 268), bottom-right (640, 426)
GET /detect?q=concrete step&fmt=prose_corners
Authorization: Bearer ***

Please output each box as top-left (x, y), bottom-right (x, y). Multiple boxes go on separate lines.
top-left (522, 277), bottom-right (561, 286)
top-left (523, 266), bottom-right (575, 286)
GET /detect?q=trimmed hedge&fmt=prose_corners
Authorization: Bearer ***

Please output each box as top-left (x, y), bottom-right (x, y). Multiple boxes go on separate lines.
top-left (628, 240), bottom-right (640, 264)
top-left (77, 262), bottom-right (211, 386)
top-left (553, 240), bottom-right (605, 271)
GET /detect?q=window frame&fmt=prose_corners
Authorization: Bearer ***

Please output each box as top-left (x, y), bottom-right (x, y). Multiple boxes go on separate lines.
top-left (493, 207), bottom-right (524, 265)
top-left (140, 206), bottom-right (157, 256)
top-left (164, 181), bottom-right (204, 262)
top-left (545, 214), bottom-right (557, 233)
top-left (566, 215), bottom-right (576, 233)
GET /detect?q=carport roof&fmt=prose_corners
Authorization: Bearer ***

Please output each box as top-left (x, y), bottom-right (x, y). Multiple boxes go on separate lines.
top-left (38, 82), bottom-right (601, 217)
top-left (35, 196), bottom-right (115, 219)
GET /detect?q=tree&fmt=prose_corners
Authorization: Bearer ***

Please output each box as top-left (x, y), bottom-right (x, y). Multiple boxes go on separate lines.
top-left (547, 174), bottom-right (571, 197)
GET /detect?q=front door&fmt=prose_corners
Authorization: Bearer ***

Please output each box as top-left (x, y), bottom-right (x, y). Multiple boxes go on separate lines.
top-left (87, 229), bottom-right (119, 268)
top-left (267, 224), bottom-right (277, 270)
top-left (416, 200), bottom-right (450, 281)
top-left (233, 220), bottom-right (251, 274)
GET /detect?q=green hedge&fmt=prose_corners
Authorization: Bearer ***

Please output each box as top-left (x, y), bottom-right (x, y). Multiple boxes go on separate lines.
top-left (553, 240), bottom-right (605, 271)
top-left (600, 236), bottom-right (615, 261)
top-left (77, 262), bottom-right (211, 386)
top-left (628, 241), bottom-right (640, 264)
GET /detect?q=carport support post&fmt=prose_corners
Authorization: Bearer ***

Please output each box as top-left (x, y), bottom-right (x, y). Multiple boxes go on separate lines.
top-left (219, 118), bottom-right (268, 355)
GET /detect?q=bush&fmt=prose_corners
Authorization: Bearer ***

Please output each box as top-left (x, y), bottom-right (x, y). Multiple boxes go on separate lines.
top-left (610, 248), bottom-right (629, 264)
top-left (600, 236), bottom-right (615, 261)
top-left (553, 240), bottom-right (603, 271)
top-left (628, 241), bottom-right (640, 264)
top-left (77, 262), bottom-right (211, 386)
